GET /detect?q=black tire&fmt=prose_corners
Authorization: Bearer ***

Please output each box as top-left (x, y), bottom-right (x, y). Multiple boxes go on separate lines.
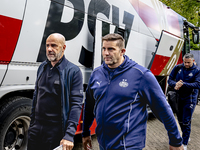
top-left (0, 96), bottom-right (32, 150)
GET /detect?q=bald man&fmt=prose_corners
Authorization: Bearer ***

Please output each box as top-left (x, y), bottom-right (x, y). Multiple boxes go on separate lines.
top-left (28, 33), bottom-right (83, 150)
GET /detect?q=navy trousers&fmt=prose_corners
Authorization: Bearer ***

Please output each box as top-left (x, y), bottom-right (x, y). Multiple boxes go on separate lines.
top-left (27, 120), bottom-right (63, 150)
top-left (177, 99), bottom-right (196, 145)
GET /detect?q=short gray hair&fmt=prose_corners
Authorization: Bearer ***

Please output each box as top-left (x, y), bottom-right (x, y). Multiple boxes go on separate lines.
top-left (183, 53), bottom-right (194, 59)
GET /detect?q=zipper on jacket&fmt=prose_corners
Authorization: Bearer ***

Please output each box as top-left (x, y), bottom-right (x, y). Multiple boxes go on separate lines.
top-left (101, 84), bottom-right (109, 148)
top-left (59, 71), bottom-right (65, 136)
top-left (101, 73), bottom-right (113, 148)
top-left (108, 70), bottom-right (114, 84)
top-left (108, 75), bottom-right (112, 84)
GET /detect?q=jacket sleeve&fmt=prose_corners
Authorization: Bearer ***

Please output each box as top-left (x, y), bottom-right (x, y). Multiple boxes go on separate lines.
top-left (139, 70), bottom-right (182, 147)
top-left (182, 68), bottom-right (200, 89)
top-left (63, 69), bottom-right (83, 142)
top-left (82, 76), bottom-right (95, 137)
top-left (30, 84), bottom-right (37, 125)
top-left (167, 65), bottom-right (178, 89)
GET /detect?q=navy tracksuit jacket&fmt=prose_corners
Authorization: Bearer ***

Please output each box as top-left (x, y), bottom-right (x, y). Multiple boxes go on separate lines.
top-left (168, 63), bottom-right (200, 145)
top-left (83, 55), bottom-right (182, 149)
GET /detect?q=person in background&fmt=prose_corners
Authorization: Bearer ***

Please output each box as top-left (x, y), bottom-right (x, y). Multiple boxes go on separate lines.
top-left (82, 33), bottom-right (183, 150)
top-left (27, 33), bottom-right (83, 150)
top-left (168, 53), bottom-right (200, 150)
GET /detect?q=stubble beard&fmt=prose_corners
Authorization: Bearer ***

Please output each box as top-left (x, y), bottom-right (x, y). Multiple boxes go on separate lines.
top-left (47, 50), bottom-right (63, 62)
top-left (104, 57), bottom-right (118, 67)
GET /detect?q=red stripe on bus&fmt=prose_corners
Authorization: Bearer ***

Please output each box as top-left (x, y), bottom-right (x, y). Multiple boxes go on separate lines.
top-left (129, 0), bottom-right (160, 31)
top-left (129, 0), bottom-right (181, 35)
top-left (163, 5), bottom-right (181, 37)
top-left (0, 15), bottom-right (22, 64)
top-left (150, 54), bottom-right (170, 75)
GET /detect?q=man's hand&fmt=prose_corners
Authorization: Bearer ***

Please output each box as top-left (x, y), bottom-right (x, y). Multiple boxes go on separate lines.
top-left (175, 80), bottom-right (183, 90)
top-left (60, 139), bottom-right (74, 150)
top-left (82, 136), bottom-right (92, 150)
top-left (169, 145), bottom-right (184, 150)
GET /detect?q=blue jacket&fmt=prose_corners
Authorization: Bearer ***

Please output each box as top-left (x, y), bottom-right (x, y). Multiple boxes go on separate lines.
top-left (82, 55), bottom-right (182, 149)
top-left (168, 63), bottom-right (200, 102)
top-left (30, 56), bottom-right (83, 142)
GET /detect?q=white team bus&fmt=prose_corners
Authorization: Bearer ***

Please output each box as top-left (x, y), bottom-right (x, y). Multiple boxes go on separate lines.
top-left (0, 0), bottom-right (199, 149)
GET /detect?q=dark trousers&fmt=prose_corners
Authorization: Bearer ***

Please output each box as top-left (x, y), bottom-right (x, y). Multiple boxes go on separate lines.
top-left (177, 99), bottom-right (196, 145)
top-left (27, 120), bottom-right (63, 150)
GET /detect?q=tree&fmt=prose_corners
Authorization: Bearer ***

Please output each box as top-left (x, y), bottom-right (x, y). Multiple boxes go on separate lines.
top-left (160, 0), bottom-right (200, 50)
top-left (160, 0), bottom-right (199, 26)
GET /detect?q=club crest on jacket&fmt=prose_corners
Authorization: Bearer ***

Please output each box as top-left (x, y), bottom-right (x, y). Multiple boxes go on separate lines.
top-left (119, 79), bottom-right (128, 87)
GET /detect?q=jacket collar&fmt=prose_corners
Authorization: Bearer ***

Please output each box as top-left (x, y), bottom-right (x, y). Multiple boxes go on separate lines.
top-left (44, 55), bottom-right (69, 71)
top-left (103, 55), bottom-right (137, 73)
top-left (182, 63), bottom-right (197, 70)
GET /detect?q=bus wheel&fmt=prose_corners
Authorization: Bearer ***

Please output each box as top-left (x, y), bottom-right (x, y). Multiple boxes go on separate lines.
top-left (0, 97), bottom-right (32, 150)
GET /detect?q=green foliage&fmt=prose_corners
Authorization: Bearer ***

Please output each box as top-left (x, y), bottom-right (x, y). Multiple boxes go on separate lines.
top-left (160, 0), bottom-right (199, 26)
top-left (160, 0), bottom-right (200, 50)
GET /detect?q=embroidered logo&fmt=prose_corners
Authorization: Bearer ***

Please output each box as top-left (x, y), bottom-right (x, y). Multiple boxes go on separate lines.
top-left (96, 81), bottom-right (102, 86)
top-left (178, 69), bottom-right (181, 74)
top-left (190, 104), bottom-right (194, 109)
top-left (189, 73), bottom-right (193, 77)
top-left (119, 79), bottom-right (128, 87)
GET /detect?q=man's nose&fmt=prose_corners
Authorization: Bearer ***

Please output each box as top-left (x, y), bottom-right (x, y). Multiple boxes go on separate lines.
top-left (104, 49), bottom-right (109, 55)
top-left (47, 46), bottom-right (52, 51)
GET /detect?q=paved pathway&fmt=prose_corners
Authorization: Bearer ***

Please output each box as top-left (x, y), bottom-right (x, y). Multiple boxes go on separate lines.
top-left (73, 104), bottom-right (200, 150)
top-left (144, 104), bottom-right (200, 150)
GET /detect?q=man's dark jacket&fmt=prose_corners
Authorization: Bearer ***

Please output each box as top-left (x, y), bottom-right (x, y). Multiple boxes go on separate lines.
top-left (168, 63), bottom-right (200, 102)
top-left (30, 55), bottom-right (83, 142)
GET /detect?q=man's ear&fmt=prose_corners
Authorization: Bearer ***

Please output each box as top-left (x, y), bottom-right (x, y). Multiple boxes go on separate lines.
top-left (63, 45), bottom-right (66, 52)
top-left (121, 48), bottom-right (126, 55)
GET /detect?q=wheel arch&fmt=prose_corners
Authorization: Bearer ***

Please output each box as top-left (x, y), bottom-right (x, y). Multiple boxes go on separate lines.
top-left (0, 90), bottom-right (34, 108)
